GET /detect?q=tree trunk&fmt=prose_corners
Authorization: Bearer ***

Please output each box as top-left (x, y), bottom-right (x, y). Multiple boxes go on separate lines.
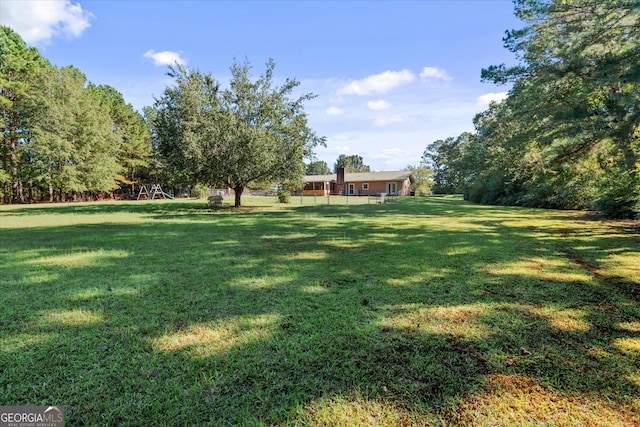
top-left (12, 178), bottom-right (24, 204)
top-left (131, 166), bottom-right (136, 194)
top-left (10, 126), bottom-right (24, 204)
top-left (2, 133), bottom-right (9, 204)
top-left (234, 185), bottom-right (244, 207)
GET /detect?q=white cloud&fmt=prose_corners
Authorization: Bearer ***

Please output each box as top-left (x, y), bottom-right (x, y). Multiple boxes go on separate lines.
top-left (367, 100), bottom-right (390, 111)
top-left (477, 91), bottom-right (508, 106)
top-left (374, 115), bottom-right (405, 126)
top-left (419, 67), bottom-right (453, 82)
top-left (303, 74), bottom-right (510, 171)
top-left (326, 106), bottom-right (344, 116)
top-left (143, 49), bottom-right (186, 66)
top-left (338, 70), bottom-right (415, 95)
top-left (0, 0), bottom-right (94, 44)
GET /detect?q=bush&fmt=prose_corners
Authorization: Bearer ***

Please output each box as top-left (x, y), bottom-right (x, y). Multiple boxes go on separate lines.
top-left (277, 189), bottom-right (291, 204)
top-left (592, 173), bottom-right (639, 219)
top-left (593, 189), bottom-right (639, 219)
top-left (193, 184), bottom-right (209, 199)
top-left (468, 177), bottom-right (504, 205)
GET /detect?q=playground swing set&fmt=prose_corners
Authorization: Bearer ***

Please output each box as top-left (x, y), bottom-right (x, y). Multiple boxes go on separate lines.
top-left (136, 184), bottom-right (174, 200)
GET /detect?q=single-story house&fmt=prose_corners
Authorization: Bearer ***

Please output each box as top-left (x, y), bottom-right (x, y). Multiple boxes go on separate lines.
top-left (300, 168), bottom-right (414, 196)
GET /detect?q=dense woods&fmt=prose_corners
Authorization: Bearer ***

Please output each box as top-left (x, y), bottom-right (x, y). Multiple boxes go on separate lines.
top-left (0, 26), bottom-right (151, 203)
top-left (425, 0), bottom-right (639, 218)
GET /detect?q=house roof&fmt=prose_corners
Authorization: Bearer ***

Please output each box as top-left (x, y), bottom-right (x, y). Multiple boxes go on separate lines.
top-left (303, 174), bottom-right (336, 182)
top-left (304, 170), bottom-right (414, 183)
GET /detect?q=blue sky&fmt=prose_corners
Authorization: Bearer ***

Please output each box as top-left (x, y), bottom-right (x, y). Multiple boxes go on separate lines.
top-left (1, 0), bottom-right (521, 171)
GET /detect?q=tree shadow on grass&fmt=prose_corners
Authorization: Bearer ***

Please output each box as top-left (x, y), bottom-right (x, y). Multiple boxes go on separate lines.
top-left (1, 199), bottom-right (639, 424)
top-left (0, 199), bottom-right (216, 218)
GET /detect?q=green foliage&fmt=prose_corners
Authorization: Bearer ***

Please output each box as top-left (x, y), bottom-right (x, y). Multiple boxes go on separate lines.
top-left (446, 0), bottom-right (640, 217)
top-left (28, 66), bottom-right (121, 200)
top-left (592, 168), bottom-right (640, 218)
top-left (277, 188), bottom-right (291, 203)
top-left (405, 163), bottom-right (433, 195)
top-left (152, 59), bottom-right (325, 207)
top-left (0, 27), bottom-right (153, 203)
top-left (482, 0), bottom-right (640, 216)
top-left (0, 26), bottom-right (49, 203)
top-left (333, 154), bottom-right (371, 173)
top-left (88, 84), bottom-right (151, 191)
top-left (305, 160), bottom-right (331, 175)
top-left (423, 132), bottom-right (480, 194)
top-left (193, 183), bottom-right (209, 199)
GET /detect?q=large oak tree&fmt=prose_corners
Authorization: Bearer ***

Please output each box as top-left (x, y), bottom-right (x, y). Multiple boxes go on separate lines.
top-left (152, 59), bottom-right (325, 207)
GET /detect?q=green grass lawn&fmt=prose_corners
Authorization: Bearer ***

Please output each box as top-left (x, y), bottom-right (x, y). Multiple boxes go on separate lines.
top-left (1, 196), bottom-right (639, 426)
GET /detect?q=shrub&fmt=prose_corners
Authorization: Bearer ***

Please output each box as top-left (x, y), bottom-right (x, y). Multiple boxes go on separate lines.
top-left (593, 187), bottom-right (639, 219)
top-left (592, 172), bottom-right (639, 219)
top-left (277, 189), bottom-right (291, 204)
top-left (193, 184), bottom-right (209, 199)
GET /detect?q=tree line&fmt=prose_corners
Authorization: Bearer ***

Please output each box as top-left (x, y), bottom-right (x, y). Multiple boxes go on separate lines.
top-left (0, 26), bottom-right (152, 204)
top-left (424, 0), bottom-right (639, 218)
top-left (0, 26), bottom-right (325, 207)
top-left (4, 0), bottom-right (637, 215)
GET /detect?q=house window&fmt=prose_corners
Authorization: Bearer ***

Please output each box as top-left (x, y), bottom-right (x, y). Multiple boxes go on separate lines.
top-left (386, 182), bottom-right (397, 194)
top-left (362, 183), bottom-right (369, 190)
